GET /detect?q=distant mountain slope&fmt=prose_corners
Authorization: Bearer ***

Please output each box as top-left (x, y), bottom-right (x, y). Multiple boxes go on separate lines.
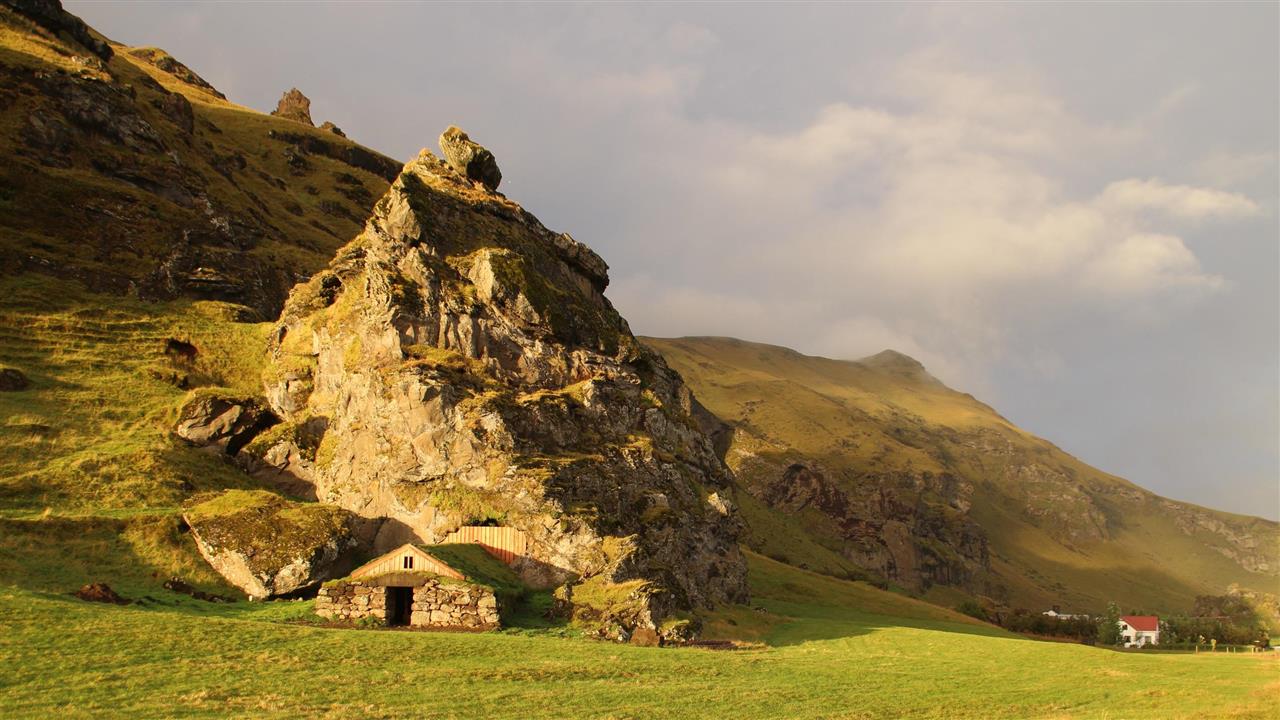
top-left (645, 336), bottom-right (1278, 613)
top-left (0, 2), bottom-right (395, 317)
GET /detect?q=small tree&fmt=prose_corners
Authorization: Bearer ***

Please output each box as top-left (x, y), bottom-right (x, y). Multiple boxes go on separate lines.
top-left (1099, 601), bottom-right (1122, 645)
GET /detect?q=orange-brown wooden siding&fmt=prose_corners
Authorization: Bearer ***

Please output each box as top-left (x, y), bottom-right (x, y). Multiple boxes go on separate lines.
top-left (350, 544), bottom-right (466, 580)
top-left (442, 526), bottom-right (528, 565)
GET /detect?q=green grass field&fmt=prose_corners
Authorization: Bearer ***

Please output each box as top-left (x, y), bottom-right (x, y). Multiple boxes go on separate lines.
top-left (1, 552), bottom-right (1275, 719)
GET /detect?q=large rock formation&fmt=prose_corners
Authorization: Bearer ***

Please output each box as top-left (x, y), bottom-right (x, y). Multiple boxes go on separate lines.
top-left (183, 490), bottom-right (357, 599)
top-left (252, 143), bottom-right (747, 637)
top-left (271, 88), bottom-right (313, 126)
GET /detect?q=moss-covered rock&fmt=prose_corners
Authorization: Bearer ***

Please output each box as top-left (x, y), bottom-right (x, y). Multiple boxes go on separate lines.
top-left (182, 490), bottom-right (357, 599)
top-left (260, 145), bottom-right (748, 639)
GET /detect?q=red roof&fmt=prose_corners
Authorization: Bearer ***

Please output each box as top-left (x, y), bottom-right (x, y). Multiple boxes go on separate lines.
top-left (1121, 615), bottom-right (1159, 631)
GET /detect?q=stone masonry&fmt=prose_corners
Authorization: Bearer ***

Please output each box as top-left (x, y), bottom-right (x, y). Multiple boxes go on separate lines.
top-left (316, 577), bottom-right (500, 629)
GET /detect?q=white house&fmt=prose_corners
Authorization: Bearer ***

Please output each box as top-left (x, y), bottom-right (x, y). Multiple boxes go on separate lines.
top-left (1118, 615), bottom-right (1160, 647)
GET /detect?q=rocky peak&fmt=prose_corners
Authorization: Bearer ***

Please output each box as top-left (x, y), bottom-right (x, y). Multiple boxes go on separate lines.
top-left (271, 87), bottom-right (313, 126)
top-left (253, 139), bottom-right (747, 639)
top-left (438, 125), bottom-right (502, 191)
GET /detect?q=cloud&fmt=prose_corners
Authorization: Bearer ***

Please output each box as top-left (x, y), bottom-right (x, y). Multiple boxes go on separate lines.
top-left (1097, 178), bottom-right (1259, 219)
top-left (550, 52), bottom-right (1260, 390)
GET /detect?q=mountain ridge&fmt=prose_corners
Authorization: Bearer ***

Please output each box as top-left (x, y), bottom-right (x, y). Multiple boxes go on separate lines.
top-left (643, 335), bottom-right (1277, 614)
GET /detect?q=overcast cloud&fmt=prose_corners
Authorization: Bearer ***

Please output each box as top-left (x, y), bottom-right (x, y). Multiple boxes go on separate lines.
top-left (70, 2), bottom-right (1278, 519)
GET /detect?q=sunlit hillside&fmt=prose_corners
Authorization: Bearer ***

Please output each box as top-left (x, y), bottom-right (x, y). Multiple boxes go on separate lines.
top-left (646, 336), bottom-right (1279, 614)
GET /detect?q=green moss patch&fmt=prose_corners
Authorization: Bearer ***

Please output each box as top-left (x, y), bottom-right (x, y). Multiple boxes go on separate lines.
top-left (182, 490), bottom-right (351, 575)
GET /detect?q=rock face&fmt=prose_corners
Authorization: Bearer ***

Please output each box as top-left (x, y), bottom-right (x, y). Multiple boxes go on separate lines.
top-left (4, 0), bottom-right (112, 60)
top-left (438, 126), bottom-right (501, 190)
top-left (183, 490), bottom-right (357, 599)
top-left (174, 391), bottom-right (278, 455)
top-left (127, 47), bottom-right (225, 99)
top-left (0, 6), bottom-right (400, 319)
top-left (271, 88), bottom-right (313, 126)
top-left (752, 461), bottom-right (988, 591)
top-left (257, 146), bottom-right (747, 637)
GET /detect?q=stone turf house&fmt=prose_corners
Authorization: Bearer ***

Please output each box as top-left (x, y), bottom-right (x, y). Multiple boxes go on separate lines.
top-left (1119, 615), bottom-right (1161, 647)
top-left (316, 543), bottom-right (510, 629)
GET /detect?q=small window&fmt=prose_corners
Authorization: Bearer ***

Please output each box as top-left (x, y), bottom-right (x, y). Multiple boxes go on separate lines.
top-left (403, 555), bottom-right (413, 570)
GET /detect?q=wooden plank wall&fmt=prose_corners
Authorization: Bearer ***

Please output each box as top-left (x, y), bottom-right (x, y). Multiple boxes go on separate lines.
top-left (443, 526), bottom-right (528, 565)
top-left (352, 545), bottom-right (466, 580)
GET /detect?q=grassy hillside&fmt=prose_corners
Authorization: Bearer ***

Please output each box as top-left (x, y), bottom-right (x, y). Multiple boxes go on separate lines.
top-left (1, 551), bottom-right (1275, 719)
top-left (646, 336), bottom-right (1279, 615)
top-left (0, 4), bottom-right (394, 317)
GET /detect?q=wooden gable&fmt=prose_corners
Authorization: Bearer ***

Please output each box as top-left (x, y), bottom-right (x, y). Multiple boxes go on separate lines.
top-left (350, 543), bottom-right (466, 581)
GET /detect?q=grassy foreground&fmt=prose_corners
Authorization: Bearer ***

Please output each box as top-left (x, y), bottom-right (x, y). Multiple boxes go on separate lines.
top-left (1, 552), bottom-right (1275, 720)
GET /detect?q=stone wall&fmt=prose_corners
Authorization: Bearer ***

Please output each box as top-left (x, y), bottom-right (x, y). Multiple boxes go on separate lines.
top-left (316, 577), bottom-right (499, 629)
top-left (316, 579), bottom-right (386, 623)
top-left (410, 579), bottom-right (500, 629)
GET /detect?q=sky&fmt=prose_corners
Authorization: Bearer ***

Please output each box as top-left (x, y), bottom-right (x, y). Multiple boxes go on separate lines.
top-left (70, 2), bottom-right (1278, 520)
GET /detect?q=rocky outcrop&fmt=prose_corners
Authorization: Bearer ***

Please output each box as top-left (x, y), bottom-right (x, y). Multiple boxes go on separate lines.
top-left (1161, 500), bottom-right (1276, 574)
top-left (3, 0), bottom-right (112, 60)
top-left (174, 391), bottom-right (277, 455)
top-left (183, 490), bottom-right (358, 599)
top-left (258, 145), bottom-right (746, 638)
top-left (1004, 462), bottom-right (1110, 544)
top-left (749, 459), bottom-right (988, 591)
top-left (319, 121), bottom-right (345, 137)
top-left (0, 8), bottom-right (397, 319)
top-left (127, 47), bottom-right (225, 99)
top-left (266, 129), bottom-right (400, 183)
top-left (271, 88), bottom-right (313, 126)
top-left (152, 91), bottom-right (194, 134)
top-left (438, 126), bottom-right (501, 190)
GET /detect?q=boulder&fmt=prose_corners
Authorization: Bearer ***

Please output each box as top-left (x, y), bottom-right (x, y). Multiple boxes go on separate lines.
top-left (438, 125), bottom-right (502, 190)
top-left (318, 121), bottom-right (345, 137)
top-left (271, 88), bottom-right (313, 126)
top-left (0, 367), bottom-right (29, 391)
top-left (174, 391), bottom-right (278, 455)
top-left (183, 490), bottom-right (358, 599)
